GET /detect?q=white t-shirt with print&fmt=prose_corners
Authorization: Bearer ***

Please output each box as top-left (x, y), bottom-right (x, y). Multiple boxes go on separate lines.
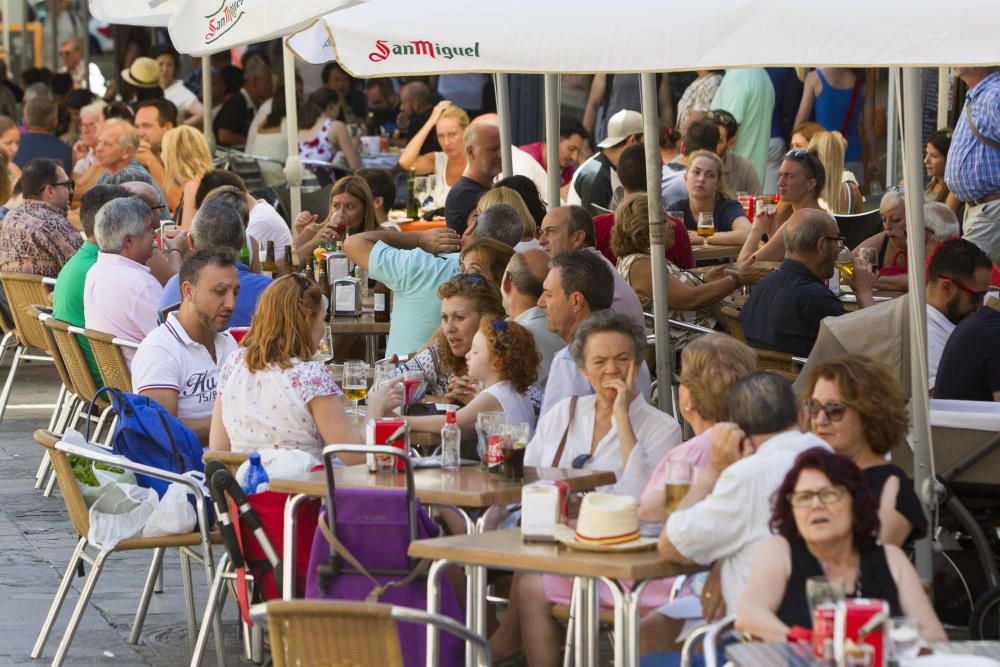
top-left (132, 312), bottom-right (238, 421)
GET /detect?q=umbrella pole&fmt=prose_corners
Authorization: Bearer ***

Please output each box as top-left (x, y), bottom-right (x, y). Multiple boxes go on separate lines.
top-left (283, 37), bottom-right (301, 222)
top-left (885, 67), bottom-right (899, 190)
top-left (202, 55), bottom-right (214, 152)
top-left (495, 73), bottom-right (513, 178)
top-left (48, 0), bottom-right (56, 70)
top-left (640, 72), bottom-right (672, 415)
top-left (543, 74), bottom-right (560, 209)
top-left (2, 0), bottom-right (9, 66)
top-left (900, 66), bottom-right (934, 584)
top-left (936, 67), bottom-right (950, 129)
top-left (80, 0), bottom-right (89, 91)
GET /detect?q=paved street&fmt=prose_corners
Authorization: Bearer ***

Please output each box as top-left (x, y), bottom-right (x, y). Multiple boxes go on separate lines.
top-left (0, 360), bottom-right (249, 666)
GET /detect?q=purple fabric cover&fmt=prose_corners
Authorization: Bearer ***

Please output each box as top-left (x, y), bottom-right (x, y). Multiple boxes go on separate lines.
top-left (305, 488), bottom-right (464, 667)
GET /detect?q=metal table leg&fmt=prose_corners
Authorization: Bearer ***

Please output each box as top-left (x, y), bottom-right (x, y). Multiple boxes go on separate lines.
top-left (425, 558), bottom-right (453, 667)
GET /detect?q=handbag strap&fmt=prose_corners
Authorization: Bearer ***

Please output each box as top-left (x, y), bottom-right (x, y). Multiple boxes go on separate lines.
top-left (965, 102), bottom-right (1000, 153)
top-left (317, 518), bottom-right (430, 603)
top-left (549, 396), bottom-right (578, 468)
top-left (840, 79), bottom-right (862, 137)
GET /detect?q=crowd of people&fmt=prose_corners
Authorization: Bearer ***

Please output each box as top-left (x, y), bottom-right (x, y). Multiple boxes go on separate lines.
top-left (2, 33), bottom-right (999, 666)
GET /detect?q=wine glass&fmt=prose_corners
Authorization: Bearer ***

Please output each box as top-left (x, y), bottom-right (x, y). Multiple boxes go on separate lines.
top-left (423, 174), bottom-right (438, 208)
top-left (342, 360), bottom-right (368, 417)
top-left (663, 460), bottom-right (694, 515)
top-left (805, 575), bottom-right (846, 617)
top-left (414, 177), bottom-right (430, 211)
top-left (696, 212), bottom-right (715, 239)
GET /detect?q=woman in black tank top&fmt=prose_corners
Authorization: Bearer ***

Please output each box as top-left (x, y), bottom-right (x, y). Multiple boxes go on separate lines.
top-left (734, 448), bottom-right (945, 643)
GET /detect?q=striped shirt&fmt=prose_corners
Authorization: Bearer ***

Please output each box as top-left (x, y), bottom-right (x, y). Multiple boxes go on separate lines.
top-left (945, 72), bottom-right (1000, 202)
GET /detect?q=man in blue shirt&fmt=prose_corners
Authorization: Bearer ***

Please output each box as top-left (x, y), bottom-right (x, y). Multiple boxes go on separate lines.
top-left (945, 67), bottom-right (1000, 265)
top-left (160, 199), bottom-right (270, 327)
top-left (741, 209), bottom-right (874, 357)
top-left (14, 96), bottom-right (73, 172)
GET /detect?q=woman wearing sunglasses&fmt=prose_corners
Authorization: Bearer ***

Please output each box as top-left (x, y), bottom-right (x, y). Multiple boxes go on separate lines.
top-left (801, 355), bottom-right (927, 546)
top-left (738, 149), bottom-right (825, 263)
top-left (852, 194), bottom-right (960, 292)
top-left (736, 447), bottom-right (944, 642)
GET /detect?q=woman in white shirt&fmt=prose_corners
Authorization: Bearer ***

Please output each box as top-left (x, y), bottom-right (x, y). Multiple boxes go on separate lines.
top-left (209, 273), bottom-right (400, 461)
top-left (155, 48), bottom-right (204, 128)
top-left (397, 101), bottom-right (469, 206)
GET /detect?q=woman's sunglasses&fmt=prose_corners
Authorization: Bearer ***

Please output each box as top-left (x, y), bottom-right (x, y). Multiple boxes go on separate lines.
top-left (804, 398), bottom-right (849, 422)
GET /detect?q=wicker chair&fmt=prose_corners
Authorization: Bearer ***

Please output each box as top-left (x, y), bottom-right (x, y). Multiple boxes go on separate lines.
top-left (0, 272), bottom-right (58, 424)
top-left (31, 430), bottom-right (225, 667)
top-left (79, 326), bottom-right (136, 393)
top-left (43, 316), bottom-right (113, 437)
top-left (754, 348), bottom-right (803, 382)
top-left (261, 599), bottom-right (489, 667)
top-left (719, 305), bottom-right (745, 343)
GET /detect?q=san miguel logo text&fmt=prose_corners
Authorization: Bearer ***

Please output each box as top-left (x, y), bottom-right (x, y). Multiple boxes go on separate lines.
top-left (204, 0), bottom-right (246, 45)
top-left (368, 39), bottom-right (480, 63)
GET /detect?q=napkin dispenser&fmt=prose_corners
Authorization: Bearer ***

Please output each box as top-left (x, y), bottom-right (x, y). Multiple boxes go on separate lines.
top-left (521, 481), bottom-right (561, 542)
top-left (334, 277), bottom-right (362, 317)
top-left (327, 250), bottom-right (353, 282)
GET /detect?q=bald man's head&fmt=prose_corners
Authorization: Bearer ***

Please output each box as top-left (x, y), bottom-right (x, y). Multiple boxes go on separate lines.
top-left (121, 181), bottom-right (158, 208)
top-left (463, 122), bottom-right (502, 183)
top-left (783, 208), bottom-right (841, 278)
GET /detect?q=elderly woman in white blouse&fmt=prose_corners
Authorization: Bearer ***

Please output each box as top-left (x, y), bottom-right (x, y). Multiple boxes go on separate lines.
top-left (491, 310), bottom-right (682, 664)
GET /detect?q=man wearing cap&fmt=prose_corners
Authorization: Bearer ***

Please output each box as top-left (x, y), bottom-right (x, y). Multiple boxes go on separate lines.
top-left (566, 109), bottom-right (643, 217)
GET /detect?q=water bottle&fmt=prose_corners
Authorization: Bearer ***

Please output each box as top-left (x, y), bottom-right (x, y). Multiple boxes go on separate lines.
top-left (440, 408), bottom-right (460, 472)
top-left (242, 451), bottom-right (270, 495)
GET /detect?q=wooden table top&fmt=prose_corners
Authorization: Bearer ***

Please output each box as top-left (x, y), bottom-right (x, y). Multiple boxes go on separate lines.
top-left (692, 244), bottom-right (742, 262)
top-left (408, 528), bottom-right (703, 580)
top-left (269, 465), bottom-right (616, 508)
top-left (329, 313), bottom-right (390, 335)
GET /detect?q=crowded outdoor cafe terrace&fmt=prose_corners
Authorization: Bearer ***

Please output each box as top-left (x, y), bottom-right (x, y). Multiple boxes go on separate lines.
top-left (0, 20), bottom-right (1000, 666)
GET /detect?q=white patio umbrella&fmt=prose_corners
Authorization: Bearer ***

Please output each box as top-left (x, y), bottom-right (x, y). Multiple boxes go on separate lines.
top-left (292, 0), bottom-right (1000, 591)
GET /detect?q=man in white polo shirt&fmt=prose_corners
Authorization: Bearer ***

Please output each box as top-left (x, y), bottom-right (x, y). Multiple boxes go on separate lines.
top-left (132, 249), bottom-right (239, 445)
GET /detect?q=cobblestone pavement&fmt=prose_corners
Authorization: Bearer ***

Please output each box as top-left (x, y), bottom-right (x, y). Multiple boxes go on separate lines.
top-left (0, 361), bottom-right (249, 666)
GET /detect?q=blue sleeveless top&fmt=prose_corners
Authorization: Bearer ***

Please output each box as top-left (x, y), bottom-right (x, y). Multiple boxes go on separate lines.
top-left (814, 70), bottom-right (863, 163)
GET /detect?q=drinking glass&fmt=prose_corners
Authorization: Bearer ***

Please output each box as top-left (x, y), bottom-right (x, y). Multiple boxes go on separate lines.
top-left (663, 459), bottom-right (693, 515)
top-left (475, 411), bottom-right (507, 468)
top-left (696, 212), bottom-right (715, 239)
top-left (342, 360), bottom-right (368, 417)
top-left (836, 248), bottom-right (856, 290)
top-left (400, 370), bottom-right (426, 415)
top-left (889, 617), bottom-right (921, 660)
top-left (805, 575), bottom-right (846, 617)
top-left (423, 174), bottom-right (438, 207)
top-left (373, 358), bottom-right (398, 389)
top-left (312, 324), bottom-right (333, 362)
top-left (414, 177), bottom-right (430, 209)
top-left (858, 247), bottom-right (878, 274)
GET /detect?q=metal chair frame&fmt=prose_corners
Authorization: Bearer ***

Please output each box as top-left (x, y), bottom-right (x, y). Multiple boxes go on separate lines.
top-left (0, 273), bottom-right (59, 424)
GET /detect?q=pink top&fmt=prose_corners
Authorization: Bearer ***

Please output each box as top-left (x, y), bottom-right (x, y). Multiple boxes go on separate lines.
top-left (83, 252), bottom-right (163, 367)
top-left (519, 141), bottom-right (576, 186)
top-left (543, 427), bottom-right (715, 612)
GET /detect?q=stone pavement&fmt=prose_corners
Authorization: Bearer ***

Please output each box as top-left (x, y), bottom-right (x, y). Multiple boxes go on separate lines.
top-left (0, 361), bottom-right (250, 666)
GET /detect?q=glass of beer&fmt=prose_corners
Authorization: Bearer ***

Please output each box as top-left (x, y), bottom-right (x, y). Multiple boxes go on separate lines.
top-left (836, 248), bottom-right (855, 291)
top-left (342, 360), bottom-right (368, 417)
top-left (663, 460), bottom-right (694, 515)
top-left (696, 213), bottom-right (715, 239)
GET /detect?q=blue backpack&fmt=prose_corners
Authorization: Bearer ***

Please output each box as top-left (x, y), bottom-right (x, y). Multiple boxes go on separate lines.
top-left (88, 387), bottom-right (205, 498)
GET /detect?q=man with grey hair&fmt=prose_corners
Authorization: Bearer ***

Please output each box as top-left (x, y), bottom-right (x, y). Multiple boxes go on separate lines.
top-left (741, 208), bottom-right (874, 356)
top-left (72, 100), bottom-right (106, 191)
top-left (444, 123), bottom-right (502, 234)
top-left (159, 199), bottom-right (271, 326)
top-left (14, 96), bottom-right (73, 172)
top-left (658, 372), bottom-right (829, 612)
top-left (83, 197), bottom-right (164, 365)
top-left (500, 249), bottom-right (565, 387)
top-left (469, 203), bottom-right (523, 247)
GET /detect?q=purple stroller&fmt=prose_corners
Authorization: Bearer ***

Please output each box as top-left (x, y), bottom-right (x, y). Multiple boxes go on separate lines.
top-left (305, 445), bottom-right (464, 667)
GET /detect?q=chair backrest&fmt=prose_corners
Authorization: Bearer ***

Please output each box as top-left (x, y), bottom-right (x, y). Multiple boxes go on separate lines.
top-left (720, 305), bottom-right (745, 342)
top-left (203, 450), bottom-right (248, 475)
top-left (268, 600), bottom-right (404, 667)
top-left (0, 272), bottom-right (54, 351)
top-left (80, 327), bottom-right (134, 393)
top-left (33, 429), bottom-right (90, 537)
top-left (754, 348), bottom-right (802, 381)
top-left (44, 314), bottom-right (105, 407)
top-left (834, 210), bottom-right (884, 251)
top-left (32, 307), bottom-right (75, 397)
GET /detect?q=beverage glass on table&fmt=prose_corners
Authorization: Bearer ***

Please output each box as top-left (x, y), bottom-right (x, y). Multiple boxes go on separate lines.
top-left (501, 422), bottom-right (530, 481)
top-left (373, 358), bottom-right (398, 389)
top-left (663, 459), bottom-right (693, 515)
top-left (312, 324), bottom-right (333, 362)
top-left (400, 371), bottom-right (426, 414)
top-left (806, 575), bottom-right (846, 617)
top-left (836, 248), bottom-right (856, 290)
top-left (476, 411), bottom-right (507, 470)
top-left (342, 360), bottom-right (368, 417)
top-left (889, 617), bottom-right (921, 660)
top-left (697, 212), bottom-right (715, 239)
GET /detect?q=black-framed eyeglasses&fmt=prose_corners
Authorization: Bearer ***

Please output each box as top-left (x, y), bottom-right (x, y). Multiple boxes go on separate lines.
top-left (49, 180), bottom-right (74, 192)
top-left (572, 454), bottom-right (592, 469)
top-left (803, 398), bottom-right (850, 422)
top-left (787, 484), bottom-right (847, 509)
top-left (824, 235), bottom-right (846, 248)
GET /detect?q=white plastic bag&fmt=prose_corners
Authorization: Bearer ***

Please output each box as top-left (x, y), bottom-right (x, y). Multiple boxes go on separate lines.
top-left (77, 462), bottom-right (138, 507)
top-left (88, 483), bottom-right (159, 553)
top-left (142, 481), bottom-right (197, 537)
top-left (234, 448), bottom-right (320, 487)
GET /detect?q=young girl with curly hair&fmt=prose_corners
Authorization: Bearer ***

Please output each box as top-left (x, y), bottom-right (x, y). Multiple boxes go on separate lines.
top-left (392, 316), bottom-right (540, 437)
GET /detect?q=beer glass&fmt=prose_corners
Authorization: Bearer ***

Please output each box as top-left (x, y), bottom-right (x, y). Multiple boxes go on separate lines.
top-left (663, 460), bottom-right (694, 515)
top-left (696, 212), bottom-right (715, 239)
top-left (342, 360), bottom-right (368, 417)
top-left (836, 248), bottom-right (856, 288)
